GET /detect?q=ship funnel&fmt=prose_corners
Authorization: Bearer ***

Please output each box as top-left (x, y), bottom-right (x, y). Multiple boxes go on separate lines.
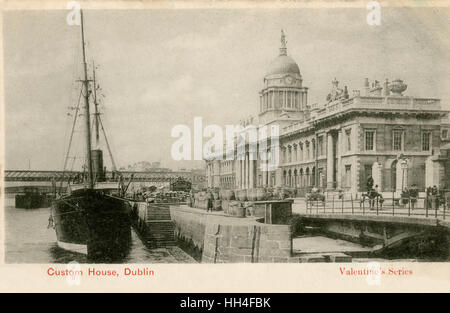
top-left (91, 149), bottom-right (105, 182)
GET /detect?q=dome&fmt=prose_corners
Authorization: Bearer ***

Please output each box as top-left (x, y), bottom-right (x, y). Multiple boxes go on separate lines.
top-left (266, 55), bottom-right (300, 76)
top-left (265, 30), bottom-right (301, 77)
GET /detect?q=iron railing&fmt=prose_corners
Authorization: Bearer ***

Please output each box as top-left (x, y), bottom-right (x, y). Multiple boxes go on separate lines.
top-left (306, 194), bottom-right (447, 219)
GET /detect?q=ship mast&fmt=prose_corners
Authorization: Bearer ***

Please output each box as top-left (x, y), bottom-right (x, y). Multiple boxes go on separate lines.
top-left (80, 10), bottom-right (94, 189)
top-left (92, 61), bottom-right (100, 146)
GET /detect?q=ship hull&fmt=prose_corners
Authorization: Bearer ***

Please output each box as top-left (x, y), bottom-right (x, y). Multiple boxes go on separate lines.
top-left (51, 189), bottom-right (131, 262)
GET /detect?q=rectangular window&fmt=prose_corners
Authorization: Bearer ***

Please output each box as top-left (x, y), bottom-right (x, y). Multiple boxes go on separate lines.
top-left (345, 129), bottom-right (351, 151)
top-left (442, 129), bottom-right (448, 140)
top-left (365, 131), bottom-right (375, 151)
top-left (422, 131), bottom-right (431, 151)
top-left (393, 131), bottom-right (403, 151)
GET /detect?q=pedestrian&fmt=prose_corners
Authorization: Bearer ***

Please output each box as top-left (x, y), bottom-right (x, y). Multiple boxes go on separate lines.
top-left (373, 184), bottom-right (383, 209)
top-left (432, 185), bottom-right (439, 209)
top-left (207, 197), bottom-right (213, 212)
top-left (369, 188), bottom-right (375, 210)
top-left (426, 186), bottom-right (432, 210)
top-left (189, 189), bottom-right (194, 208)
top-left (409, 184), bottom-right (418, 210)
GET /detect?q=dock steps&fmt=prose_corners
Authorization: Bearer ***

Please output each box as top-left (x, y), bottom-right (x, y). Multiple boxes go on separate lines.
top-left (133, 202), bottom-right (176, 248)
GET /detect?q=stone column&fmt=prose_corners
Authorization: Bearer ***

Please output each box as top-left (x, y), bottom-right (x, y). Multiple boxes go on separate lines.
top-left (396, 159), bottom-right (408, 191)
top-left (209, 164), bottom-right (213, 188)
top-left (235, 159), bottom-right (240, 189)
top-left (206, 164), bottom-right (210, 188)
top-left (249, 155), bottom-right (254, 188)
top-left (425, 156), bottom-right (445, 189)
top-left (336, 130), bottom-right (342, 189)
top-left (241, 158), bottom-right (245, 189)
top-left (372, 162), bottom-right (383, 191)
top-left (327, 132), bottom-right (335, 189)
top-left (263, 159), bottom-right (268, 187)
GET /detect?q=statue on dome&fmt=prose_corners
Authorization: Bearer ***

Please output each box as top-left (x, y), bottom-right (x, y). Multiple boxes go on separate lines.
top-left (279, 30), bottom-right (287, 56)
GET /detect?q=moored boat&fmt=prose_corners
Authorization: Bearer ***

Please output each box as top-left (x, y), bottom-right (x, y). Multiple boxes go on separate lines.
top-left (51, 10), bottom-right (132, 262)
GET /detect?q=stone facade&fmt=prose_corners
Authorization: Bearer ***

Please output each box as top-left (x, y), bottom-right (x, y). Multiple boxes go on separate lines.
top-left (205, 31), bottom-right (450, 195)
top-left (169, 205), bottom-right (292, 263)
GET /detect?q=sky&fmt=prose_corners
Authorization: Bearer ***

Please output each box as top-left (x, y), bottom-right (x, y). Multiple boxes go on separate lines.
top-left (3, 7), bottom-right (450, 171)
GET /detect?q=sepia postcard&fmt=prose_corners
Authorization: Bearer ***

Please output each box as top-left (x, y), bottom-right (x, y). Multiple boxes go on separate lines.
top-left (0, 0), bottom-right (449, 293)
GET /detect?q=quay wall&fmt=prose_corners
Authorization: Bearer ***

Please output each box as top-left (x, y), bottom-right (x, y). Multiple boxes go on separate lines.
top-left (170, 206), bottom-right (209, 252)
top-left (169, 206), bottom-right (292, 263)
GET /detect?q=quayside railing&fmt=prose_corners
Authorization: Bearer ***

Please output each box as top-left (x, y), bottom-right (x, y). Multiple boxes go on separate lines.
top-left (306, 194), bottom-right (447, 220)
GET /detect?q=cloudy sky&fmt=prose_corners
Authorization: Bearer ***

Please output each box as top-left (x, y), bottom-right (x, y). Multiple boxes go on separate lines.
top-left (3, 7), bottom-right (450, 171)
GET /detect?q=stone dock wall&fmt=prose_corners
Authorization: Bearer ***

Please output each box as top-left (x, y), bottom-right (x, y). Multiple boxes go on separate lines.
top-left (169, 205), bottom-right (292, 263)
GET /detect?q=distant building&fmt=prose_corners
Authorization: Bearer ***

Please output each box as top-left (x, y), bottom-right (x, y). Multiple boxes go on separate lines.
top-left (205, 30), bottom-right (450, 195)
top-left (123, 161), bottom-right (170, 172)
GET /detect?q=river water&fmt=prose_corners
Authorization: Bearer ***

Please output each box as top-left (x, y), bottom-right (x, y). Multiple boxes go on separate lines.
top-left (4, 197), bottom-right (196, 264)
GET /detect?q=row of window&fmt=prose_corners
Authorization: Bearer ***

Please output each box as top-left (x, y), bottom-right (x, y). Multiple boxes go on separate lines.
top-left (283, 136), bottom-right (326, 163)
top-left (283, 129), bottom-right (434, 161)
top-left (364, 130), bottom-right (432, 152)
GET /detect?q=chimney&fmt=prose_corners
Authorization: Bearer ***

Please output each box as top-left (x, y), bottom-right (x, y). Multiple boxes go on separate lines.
top-left (383, 79), bottom-right (390, 96)
top-left (364, 78), bottom-right (370, 96)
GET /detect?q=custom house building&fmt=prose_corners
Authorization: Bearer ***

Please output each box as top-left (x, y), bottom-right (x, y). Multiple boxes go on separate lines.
top-left (205, 31), bottom-right (450, 197)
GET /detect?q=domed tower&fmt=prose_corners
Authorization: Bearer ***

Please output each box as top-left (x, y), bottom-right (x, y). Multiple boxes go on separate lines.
top-left (258, 30), bottom-right (308, 124)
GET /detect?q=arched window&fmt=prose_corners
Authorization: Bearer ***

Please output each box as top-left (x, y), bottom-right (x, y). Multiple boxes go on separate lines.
top-left (299, 142), bottom-right (303, 161)
top-left (312, 139), bottom-right (316, 159)
top-left (299, 168), bottom-right (304, 188)
top-left (305, 141), bottom-right (310, 160)
top-left (293, 144), bottom-right (297, 162)
top-left (306, 168), bottom-right (310, 187)
top-left (312, 167), bottom-right (316, 187)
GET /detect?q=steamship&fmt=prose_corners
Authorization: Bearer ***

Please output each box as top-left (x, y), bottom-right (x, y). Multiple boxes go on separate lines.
top-left (51, 10), bottom-right (131, 261)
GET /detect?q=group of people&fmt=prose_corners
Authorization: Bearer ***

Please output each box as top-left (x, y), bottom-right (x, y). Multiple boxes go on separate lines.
top-left (365, 175), bottom-right (383, 209)
top-left (425, 185), bottom-right (444, 210)
top-left (366, 174), bottom-right (447, 210)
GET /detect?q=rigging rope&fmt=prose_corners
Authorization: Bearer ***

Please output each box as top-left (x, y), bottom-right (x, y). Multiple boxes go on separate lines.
top-left (59, 87), bottom-right (83, 190)
top-left (98, 115), bottom-right (118, 172)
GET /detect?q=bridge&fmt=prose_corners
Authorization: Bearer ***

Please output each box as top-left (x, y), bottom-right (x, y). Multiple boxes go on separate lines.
top-left (2, 169), bottom-right (206, 193)
top-left (290, 195), bottom-right (450, 260)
